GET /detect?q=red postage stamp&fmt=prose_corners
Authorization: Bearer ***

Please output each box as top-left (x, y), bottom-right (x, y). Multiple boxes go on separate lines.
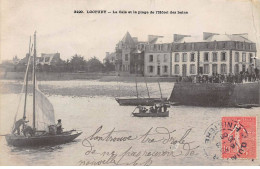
top-left (221, 116), bottom-right (256, 159)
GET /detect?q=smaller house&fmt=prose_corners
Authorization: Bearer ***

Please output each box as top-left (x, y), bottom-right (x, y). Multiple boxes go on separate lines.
top-left (38, 53), bottom-right (61, 66)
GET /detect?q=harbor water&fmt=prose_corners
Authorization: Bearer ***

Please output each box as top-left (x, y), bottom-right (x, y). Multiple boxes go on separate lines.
top-left (0, 80), bottom-right (259, 165)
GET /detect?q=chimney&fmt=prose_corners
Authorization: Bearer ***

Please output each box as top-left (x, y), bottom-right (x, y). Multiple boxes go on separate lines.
top-left (173, 34), bottom-right (191, 42)
top-left (203, 32), bottom-right (219, 40)
top-left (148, 35), bottom-right (163, 43)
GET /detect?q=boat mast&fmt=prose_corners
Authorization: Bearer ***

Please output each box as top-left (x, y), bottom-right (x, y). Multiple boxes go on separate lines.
top-left (23, 37), bottom-right (31, 118)
top-left (144, 76), bottom-right (150, 98)
top-left (158, 79), bottom-right (163, 99)
top-left (33, 32), bottom-right (36, 130)
top-left (135, 64), bottom-right (138, 98)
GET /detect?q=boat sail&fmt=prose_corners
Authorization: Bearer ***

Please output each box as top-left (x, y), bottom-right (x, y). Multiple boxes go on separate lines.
top-left (5, 31), bottom-right (82, 147)
top-left (35, 81), bottom-right (55, 131)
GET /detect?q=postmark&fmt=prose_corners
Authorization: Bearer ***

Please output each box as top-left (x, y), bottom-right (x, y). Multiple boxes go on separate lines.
top-left (203, 120), bottom-right (222, 160)
top-left (221, 116), bottom-right (256, 159)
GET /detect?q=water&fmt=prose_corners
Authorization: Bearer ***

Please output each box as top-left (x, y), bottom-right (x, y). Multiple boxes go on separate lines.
top-left (0, 80), bottom-right (259, 165)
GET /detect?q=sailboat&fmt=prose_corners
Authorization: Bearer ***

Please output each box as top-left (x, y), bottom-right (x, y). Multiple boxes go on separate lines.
top-left (5, 32), bottom-right (82, 147)
top-left (115, 75), bottom-right (167, 106)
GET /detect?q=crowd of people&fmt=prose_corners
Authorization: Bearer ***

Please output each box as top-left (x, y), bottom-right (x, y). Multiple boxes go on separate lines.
top-left (177, 68), bottom-right (260, 84)
top-left (137, 103), bottom-right (169, 114)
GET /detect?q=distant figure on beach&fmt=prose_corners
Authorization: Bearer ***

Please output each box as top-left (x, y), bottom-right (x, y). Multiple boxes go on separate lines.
top-left (12, 117), bottom-right (29, 135)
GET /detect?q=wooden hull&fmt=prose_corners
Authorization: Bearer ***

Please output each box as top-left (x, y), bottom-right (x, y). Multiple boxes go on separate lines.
top-left (5, 130), bottom-right (82, 147)
top-left (115, 97), bottom-right (167, 106)
top-left (132, 111), bottom-right (169, 117)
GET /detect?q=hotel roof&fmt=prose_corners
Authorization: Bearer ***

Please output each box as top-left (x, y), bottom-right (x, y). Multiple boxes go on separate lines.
top-left (205, 34), bottom-right (253, 43)
top-left (175, 33), bottom-right (253, 43)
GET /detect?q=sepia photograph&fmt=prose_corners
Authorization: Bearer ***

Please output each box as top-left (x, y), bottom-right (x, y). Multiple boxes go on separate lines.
top-left (0, 0), bottom-right (260, 166)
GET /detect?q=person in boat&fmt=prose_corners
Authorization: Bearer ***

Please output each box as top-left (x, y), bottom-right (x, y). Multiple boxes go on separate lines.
top-left (154, 104), bottom-right (158, 113)
top-left (22, 124), bottom-right (34, 137)
top-left (158, 104), bottom-right (162, 113)
top-left (137, 105), bottom-right (143, 113)
top-left (56, 119), bottom-right (63, 134)
top-left (163, 103), bottom-right (168, 112)
top-left (12, 116), bottom-right (29, 135)
top-left (149, 106), bottom-right (155, 113)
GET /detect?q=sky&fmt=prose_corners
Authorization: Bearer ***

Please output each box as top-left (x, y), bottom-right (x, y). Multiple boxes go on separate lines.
top-left (1, 0), bottom-right (260, 62)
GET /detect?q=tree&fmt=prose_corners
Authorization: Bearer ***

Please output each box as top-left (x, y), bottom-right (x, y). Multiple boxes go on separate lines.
top-left (86, 56), bottom-right (104, 72)
top-left (69, 54), bottom-right (86, 72)
top-left (104, 59), bottom-right (115, 72)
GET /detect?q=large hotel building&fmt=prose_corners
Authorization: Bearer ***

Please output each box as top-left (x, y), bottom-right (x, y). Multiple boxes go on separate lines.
top-left (172, 32), bottom-right (257, 77)
top-left (107, 32), bottom-right (257, 77)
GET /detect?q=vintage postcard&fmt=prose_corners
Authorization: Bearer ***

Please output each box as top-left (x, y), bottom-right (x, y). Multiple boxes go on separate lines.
top-left (0, 0), bottom-right (260, 166)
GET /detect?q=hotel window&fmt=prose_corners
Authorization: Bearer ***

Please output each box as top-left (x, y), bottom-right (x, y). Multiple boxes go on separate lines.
top-left (223, 43), bottom-right (226, 49)
top-left (190, 64), bottom-right (195, 74)
top-left (242, 43), bottom-right (245, 50)
top-left (204, 64), bottom-right (209, 74)
top-left (221, 64), bottom-right (227, 74)
top-left (204, 52), bottom-right (209, 62)
top-left (212, 52), bottom-right (217, 62)
top-left (149, 66), bottom-right (154, 73)
top-left (175, 65), bottom-right (180, 74)
top-left (157, 54), bottom-right (160, 62)
top-left (190, 53), bottom-right (195, 62)
top-left (221, 52), bottom-right (226, 61)
top-left (175, 53), bottom-right (180, 62)
top-left (163, 66), bottom-right (168, 73)
top-left (235, 64), bottom-right (239, 74)
top-left (149, 55), bottom-right (153, 62)
top-left (249, 44), bottom-right (252, 50)
top-left (214, 41), bottom-right (217, 49)
top-left (242, 65), bottom-right (246, 72)
top-left (236, 42), bottom-right (239, 49)
top-left (164, 54), bottom-right (167, 62)
top-left (235, 52), bottom-right (239, 62)
top-left (242, 53), bottom-right (246, 62)
top-left (176, 44), bottom-right (179, 50)
top-left (191, 43), bottom-right (195, 50)
top-left (182, 53), bottom-right (187, 62)
top-left (125, 54), bottom-right (128, 61)
top-left (183, 44), bottom-right (186, 50)
top-left (164, 45), bottom-right (168, 51)
top-left (212, 64), bottom-right (218, 74)
top-left (249, 53), bottom-right (253, 63)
